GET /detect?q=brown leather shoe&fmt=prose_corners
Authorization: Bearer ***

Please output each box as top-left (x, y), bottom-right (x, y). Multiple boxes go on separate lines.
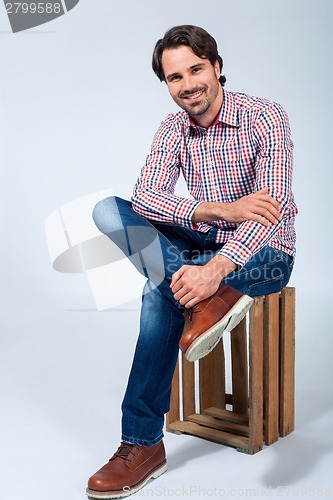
top-left (179, 284), bottom-right (253, 362)
top-left (86, 441), bottom-right (167, 499)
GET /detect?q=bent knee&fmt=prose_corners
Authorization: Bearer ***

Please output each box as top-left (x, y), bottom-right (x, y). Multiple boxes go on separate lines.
top-left (92, 196), bottom-right (125, 234)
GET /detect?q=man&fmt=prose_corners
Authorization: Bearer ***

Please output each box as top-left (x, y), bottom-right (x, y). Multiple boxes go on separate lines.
top-left (86, 25), bottom-right (297, 499)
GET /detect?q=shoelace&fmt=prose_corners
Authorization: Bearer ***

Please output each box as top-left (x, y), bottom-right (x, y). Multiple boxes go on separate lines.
top-left (187, 305), bottom-right (199, 322)
top-left (112, 442), bottom-right (139, 462)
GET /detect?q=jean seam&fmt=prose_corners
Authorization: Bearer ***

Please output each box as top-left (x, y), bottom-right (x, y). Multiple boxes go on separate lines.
top-left (121, 432), bottom-right (163, 447)
top-left (227, 259), bottom-right (279, 281)
top-left (247, 275), bottom-right (283, 295)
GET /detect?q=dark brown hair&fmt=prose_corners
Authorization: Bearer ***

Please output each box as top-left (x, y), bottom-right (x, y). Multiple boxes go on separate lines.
top-left (152, 25), bottom-right (226, 86)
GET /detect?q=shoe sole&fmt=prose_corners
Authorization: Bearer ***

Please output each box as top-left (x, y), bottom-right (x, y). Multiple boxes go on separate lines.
top-left (185, 294), bottom-right (253, 362)
top-left (86, 461), bottom-right (167, 499)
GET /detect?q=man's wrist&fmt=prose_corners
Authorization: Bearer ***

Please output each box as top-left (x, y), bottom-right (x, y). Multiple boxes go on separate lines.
top-left (205, 254), bottom-right (237, 280)
top-left (192, 201), bottom-right (226, 223)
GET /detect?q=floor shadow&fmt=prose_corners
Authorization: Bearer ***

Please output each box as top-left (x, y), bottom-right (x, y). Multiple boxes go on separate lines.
top-left (261, 391), bottom-right (333, 487)
top-left (261, 432), bottom-right (333, 487)
top-left (295, 389), bottom-right (333, 427)
top-left (166, 435), bottom-right (227, 472)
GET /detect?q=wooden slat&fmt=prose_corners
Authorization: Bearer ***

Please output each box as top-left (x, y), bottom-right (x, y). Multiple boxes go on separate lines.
top-left (188, 413), bottom-right (249, 437)
top-left (166, 356), bottom-right (180, 427)
top-left (199, 338), bottom-right (226, 411)
top-left (182, 354), bottom-right (195, 419)
top-left (230, 318), bottom-right (249, 414)
top-left (167, 420), bottom-right (251, 452)
top-left (211, 339), bottom-right (226, 408)
top-left (279, 287), bottom-right (295, 436)
top-left (248, 297), bottom-right (264, 453)
top-left (203, 406), bottom-right (249, 425)
top-left (199, 349), bottom-right (213, 411)
top-left (263, 292), bottom-right (280, 445)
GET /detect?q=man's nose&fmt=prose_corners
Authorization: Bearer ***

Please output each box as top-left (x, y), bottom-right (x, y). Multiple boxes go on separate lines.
top-left (182, 74), bottom-right (195, 91)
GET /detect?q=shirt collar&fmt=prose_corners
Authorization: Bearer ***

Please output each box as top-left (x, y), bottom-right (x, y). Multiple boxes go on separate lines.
top-left (219, 88), bottom-right (239, 127)
top-left (183, 88), bottom-right (239, 133)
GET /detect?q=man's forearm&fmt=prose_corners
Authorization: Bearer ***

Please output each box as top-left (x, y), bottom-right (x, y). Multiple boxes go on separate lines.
top-left (204, 253), bottom-right (237, 280)
top-left (192, 201), bottom-right (224, 223)
top-left (192, 188), bottom-right (281, 227)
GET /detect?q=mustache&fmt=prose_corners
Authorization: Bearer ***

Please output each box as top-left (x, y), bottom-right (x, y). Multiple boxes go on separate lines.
top-left (179, 86), bottom-right (206, 99)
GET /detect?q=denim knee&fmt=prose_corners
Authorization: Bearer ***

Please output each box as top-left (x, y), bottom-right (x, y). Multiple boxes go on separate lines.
top-left (92, 196), bottom-right (126, 235)
top-left (223, 247), bottom-right (294, 297)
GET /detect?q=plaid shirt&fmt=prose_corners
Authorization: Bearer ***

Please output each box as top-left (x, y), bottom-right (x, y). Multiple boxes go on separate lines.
top-left (132, 89), bottom-right (297, 267)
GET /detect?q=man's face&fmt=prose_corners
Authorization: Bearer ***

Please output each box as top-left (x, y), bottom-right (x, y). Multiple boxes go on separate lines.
top-left (161, 45), bottom-right (222, 124)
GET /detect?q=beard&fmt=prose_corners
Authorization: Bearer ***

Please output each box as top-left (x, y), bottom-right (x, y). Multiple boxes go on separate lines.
top-left (173, 79), bottom-right (220, 118)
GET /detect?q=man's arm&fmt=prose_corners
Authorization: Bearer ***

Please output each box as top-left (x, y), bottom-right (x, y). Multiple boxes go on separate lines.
top-left (216, 102), bottom-right (294, 267)
top-left (171, 102), bottom-right (294, 307)
top-left (192, 187), bottom-right (281, 226)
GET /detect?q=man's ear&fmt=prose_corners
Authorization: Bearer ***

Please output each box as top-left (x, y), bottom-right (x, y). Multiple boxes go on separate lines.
top-left (214, 60), bottom-right (221, 79)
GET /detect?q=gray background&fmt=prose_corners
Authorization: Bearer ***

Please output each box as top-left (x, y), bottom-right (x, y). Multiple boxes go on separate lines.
top-left (1, 0), bottom-right (332, 499)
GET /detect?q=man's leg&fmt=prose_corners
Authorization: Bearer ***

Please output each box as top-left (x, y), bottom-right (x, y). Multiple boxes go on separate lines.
top-left (118, 245), bottom-right (293, 447)
top-left (179, 246), bottom-right (293, 362)
top-left (121, 284), bottom-right (185, 446)
top-left (91, 196), bottom-right (216, 442)
top-left (92, 196), bottom-right (195, 305)
top-left (88, 200), bottom-right (283, 498)
top-left (87, 197), bottom-right (206, 499)
top-left (222, 246), bottom-right (294, 296)
top-left (93, 197), bottom-right (254, 363)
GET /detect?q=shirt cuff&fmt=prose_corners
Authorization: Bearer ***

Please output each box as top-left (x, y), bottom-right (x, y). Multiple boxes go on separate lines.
top-left (217, 240), bottom-right (253, 268)
top-left (173, 198), bottom-right (204, 229)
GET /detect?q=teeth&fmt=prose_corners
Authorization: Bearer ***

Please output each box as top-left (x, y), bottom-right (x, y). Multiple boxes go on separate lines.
top-left (186, 91), bottom-right (203, 99)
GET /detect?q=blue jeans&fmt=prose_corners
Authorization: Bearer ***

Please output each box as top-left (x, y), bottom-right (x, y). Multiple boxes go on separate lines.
top-left (92, 196), bottom-right (294, 446)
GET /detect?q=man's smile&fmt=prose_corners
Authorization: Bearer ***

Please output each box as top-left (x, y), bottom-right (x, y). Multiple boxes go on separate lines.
top-left (184, 90), bottom-right (204, 100)
top-left (180, 88), bottom-right (206, 101)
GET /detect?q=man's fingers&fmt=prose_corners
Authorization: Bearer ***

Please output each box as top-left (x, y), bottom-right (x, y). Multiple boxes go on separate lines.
top-left (173, 285), bottom-right (195, 306)
top-left (256, 187), bottom-right (269, 195)
top-left (183, 296), bottom-right (199, 308)
top-left (248, 196), bottom-right (282, 224)
top-left (259, 205), bottom-right (281, 223)
top-left (170, 267), bottom-right (184, 288)
top-left (253, 193), bottom-right (280, 209)
top-left (173, 284), bottom-right (191, 301)
top-left (254, 214), bottom-right (273, 226)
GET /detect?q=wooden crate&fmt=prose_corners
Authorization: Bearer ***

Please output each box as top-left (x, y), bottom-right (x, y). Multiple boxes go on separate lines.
top-left (166, 287), bottom-right (295, 454)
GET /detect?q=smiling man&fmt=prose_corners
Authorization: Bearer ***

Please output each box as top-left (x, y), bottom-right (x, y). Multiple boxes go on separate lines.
top-left (86, 25), bottom-right (297, 499)
top-left (163, 45), bottom-right (222, 125)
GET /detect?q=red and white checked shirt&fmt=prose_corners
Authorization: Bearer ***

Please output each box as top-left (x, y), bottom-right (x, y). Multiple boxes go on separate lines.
top-left (132, 89), bottom-right (297, 267)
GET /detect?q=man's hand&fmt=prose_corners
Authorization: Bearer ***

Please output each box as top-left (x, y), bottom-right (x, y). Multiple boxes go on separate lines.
top-left (192, 187), bottom-right (281, 227)
top-left (221, 187), bottom-right (281, 226)
top-left (170, 255), bottom-right (236, 308)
